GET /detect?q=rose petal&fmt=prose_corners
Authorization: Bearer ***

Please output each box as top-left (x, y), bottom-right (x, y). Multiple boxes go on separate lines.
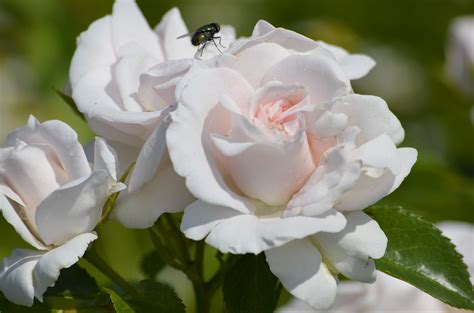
top-left (35, 171), bottom-right (111, 246)
top-left (352, 134), bottom-right (401, 175)
top-left (138, 59), bottom-right (194, 111)
top-left (155, 7), bottom-right (195, 60)
top-left (93, 137), bottom-right (119, 181)
top-left (332, 94), bottom-right (405, 145)
top-left (262, 53), bottom-right (351, 104)
top-left (231, 24), bottom-right (317, 55)
top-left (219, 43), bottom-right (291, 88)
top-left (111, 0), bottom-right (163, 60)
top-left (317, 41), bottom-right (376, 80)
top-left (127, 123), bottom-right (166, 193)
top-left (180, 200), bottom-right (240, 241)
top-left (167, 68), bottom-right (255, 213)
top-left (5, 116), bottom-right (91, 180)
top-left (314, 211), bottom-right (387, 282)
top-left (72, 68), bottom-right (163, 146)
top-left (265, 239), bottom-right (338, 309)
top-left (0, 249), bottom-right (43, 306)
top-left (69, 16), bottom-right (115, 88)
top-left (113, 51), bottom-right (159, 112)
top-left (337, 147), bottom-right (417, 211)
top-left (285, 146), bottom-right (361, 217)
top-left (0, 193), bottom-right (46, 250)
top-left (113, 161), bottom-right (194, 228)
top-left (33, 232), bottom-right (97, 301)
top-left (181, 200), bottom-right (346, 254)
top-left (251, 20), bottom-right (275, 37)
top-left (211, 131), bottom-right (315, 206)
top-left (2, 142), bottom-right (67, 213)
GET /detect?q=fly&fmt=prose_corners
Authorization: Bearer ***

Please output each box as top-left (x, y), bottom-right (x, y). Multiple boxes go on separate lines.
top-left (177, 23), bottom-right (225, 58)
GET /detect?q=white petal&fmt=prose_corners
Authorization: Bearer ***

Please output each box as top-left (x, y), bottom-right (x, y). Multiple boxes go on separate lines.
top-left (389, 147), bottom-right (418, 193)
top-left (127, 123), bottom-right (166, 193)
top-left (262, 53), bottom-right (351, 104)
top-left (113, 51), bottom-right (159, 112)
top-left (36, 171), bottom-right (110, 246)
top-left (315, 212), bottom-right (387, 282)
top-left (182, 200), bottom-right (346, 254)
top-left (69, 16), bottom-right (115, 88)
top-left (72, 68), bottom-right (163, 146)
top-left (337, 147), bottom-right (417, 211)
top-left (138, 59), bottom-right (193, 111)
top-left (352, 134), bottom-right (401, 175)
top-left (285, 147), bottom-right (361, 217)
top-left (339, 54), bottom-right (376, 80)
top-left (251, 20), bottom-right (275, 37)
top-left (113, 161), bottom-right (194, 228)
top-left (0, 193), bottom-right (46, 250)
top-left (2, 143), bottom-right (67, 213)
top-left (111, 0), bottom-right (163, 60)
top-left (218, 43), bottom-right (291, 88)
top-left (33, 232), bottom-right (97, 301)
top-left (0, 249), bottom-right (43, 306)
top-left (106, 140), bottom-right (141, 175)
top-left (211, 132), bottom-right (315, 206)
top-left (93, 137), bottom-right (119, 181)
top-left (155, 7), bottom-right (195, 60)
top-left (265, 239), bottom-right (338, 309)
top-left (308, 110), bottom-right (348, 138)
top-left (232, 25), bottom-right (317, 54)
top-left (5, 116), bottom-right (91, 180)
top-left (332, 94), bottom-right (404, 145)
top-left (316, 41), bottom-right (376, 80)
top-left (180, 200), bottom-right (241, 241)
top-left (167, 68), bottom-right (255, 213)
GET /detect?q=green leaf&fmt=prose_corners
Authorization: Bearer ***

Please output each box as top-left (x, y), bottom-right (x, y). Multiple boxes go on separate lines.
top-left (140, 250), bottom-right (165, 279)
top-left (43, 264), bottom-right (110, 311)
top-left (103, 288), bottom-right (136, 313)
top-left (132, 280), bottom-right (185, 313)
top-left (54, 88), bottom-right (86, 121)
top-left (223, 253), bottom-right (282, 313)
top-left (366, 206), bottom-right (474, 309)
top-left (45, 264), bottom-right (100, 299)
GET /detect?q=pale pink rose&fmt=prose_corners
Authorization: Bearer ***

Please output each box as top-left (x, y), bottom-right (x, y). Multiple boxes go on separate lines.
top-left (69, 0), bottom-right (236, 227)
top-left (0, 116), bottom-right (124, 306)
top-left (277, 221), bottom-right (474, 313)
top-left (446, 16), bottom-right (474, 98)
top-left (167, 21), bottom-right (417, 309)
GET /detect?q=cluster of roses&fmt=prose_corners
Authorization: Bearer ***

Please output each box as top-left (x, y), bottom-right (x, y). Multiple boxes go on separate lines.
top-left (0, 0), bottom-right (417, 309)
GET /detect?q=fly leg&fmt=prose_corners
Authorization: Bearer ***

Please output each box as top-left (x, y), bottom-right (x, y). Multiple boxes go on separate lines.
top-left (212, 39), bottom-right (223, 53)
top-left (215, 36), bottom-right (226, 49)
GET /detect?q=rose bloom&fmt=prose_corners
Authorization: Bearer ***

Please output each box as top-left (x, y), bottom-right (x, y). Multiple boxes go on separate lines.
top-left (68, 0), bottom-right (234, 227)
top-left (167, 21), bottom-right (417, 309)
top-left (277, 222), bottom-right (474, 313)
top-left (446, 16), bottom-right (474, 98)
top-left (0, 116), bottom-right (123, 306)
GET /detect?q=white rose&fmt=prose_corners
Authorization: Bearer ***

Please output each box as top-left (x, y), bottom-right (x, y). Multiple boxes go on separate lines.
top-left (69, 0), bottom-right (235, 149)
top-left (277, 221), bottom-right (474, 313)
top-left (446, 16), bottom-right (474, 98)
top-left (0, 116), bottom-right (123, 306)
top-left (167, 21), bottom-right (417, 309)
top-left (69, 0), bottom-right (234, 228)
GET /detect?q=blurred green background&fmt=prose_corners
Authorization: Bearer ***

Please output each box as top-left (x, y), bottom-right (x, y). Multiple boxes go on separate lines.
top-left (0, 0), bottom-right (473, 311)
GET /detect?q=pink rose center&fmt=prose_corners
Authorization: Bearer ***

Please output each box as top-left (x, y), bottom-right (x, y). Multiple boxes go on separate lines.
top-left (252, 97), bottom-right (303, 138)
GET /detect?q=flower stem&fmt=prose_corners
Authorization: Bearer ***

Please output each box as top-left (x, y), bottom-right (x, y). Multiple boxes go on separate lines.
top-left (84, 247), bottom-right (139, 298)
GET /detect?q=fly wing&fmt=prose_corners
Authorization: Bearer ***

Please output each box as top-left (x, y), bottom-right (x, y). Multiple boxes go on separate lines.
top-left (176, 32), bottom-right (194, 39)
